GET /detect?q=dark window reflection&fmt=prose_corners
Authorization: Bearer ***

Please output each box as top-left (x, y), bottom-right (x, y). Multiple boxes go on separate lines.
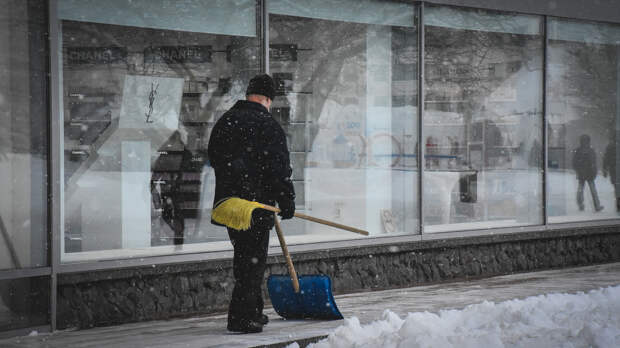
top-left (151, 130), bottom-right (205, 245)
top-left (0, 277), bottom-right (49, 331)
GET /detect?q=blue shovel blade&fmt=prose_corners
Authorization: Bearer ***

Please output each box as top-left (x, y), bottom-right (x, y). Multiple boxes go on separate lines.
top-left (267, 274), bottom-right (343, 320)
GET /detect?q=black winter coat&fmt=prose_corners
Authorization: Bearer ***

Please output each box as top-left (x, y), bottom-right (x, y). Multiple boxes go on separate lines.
top-left (207, 100), bottom-right (295, 226)
top-left (573, 145), bottom-right (597, 181)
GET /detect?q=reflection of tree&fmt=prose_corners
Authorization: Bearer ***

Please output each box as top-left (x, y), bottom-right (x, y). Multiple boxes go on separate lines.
top-left (550, 41), bottom-right (617, 132)
top-left (270, 15), bottom-right (544, 170)
top-left (145, 82), bottom-right (159, 123)
top-left (426, 26), bottom-right (539, 113)
top-left (425, 25), bottom-right (542, 169)
top-left (270, 15), bottom-right (368, 149)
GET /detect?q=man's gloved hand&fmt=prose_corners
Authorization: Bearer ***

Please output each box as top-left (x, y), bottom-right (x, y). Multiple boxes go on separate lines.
top-left (278, 199), bottom-right (295, 220)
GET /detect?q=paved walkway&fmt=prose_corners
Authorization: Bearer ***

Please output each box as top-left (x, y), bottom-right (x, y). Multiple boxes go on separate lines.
top-left (2, 262), bottom-right (620, 348)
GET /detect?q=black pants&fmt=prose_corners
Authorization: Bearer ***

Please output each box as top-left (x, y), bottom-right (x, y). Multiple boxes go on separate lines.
top-left (227, 210), bottom-right (273, 324)
top-left (577, 179), bottom-right (601, 210)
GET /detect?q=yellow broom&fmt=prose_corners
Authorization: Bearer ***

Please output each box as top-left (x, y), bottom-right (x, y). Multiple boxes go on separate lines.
top-left (212, 197), bottom-right (369, 236)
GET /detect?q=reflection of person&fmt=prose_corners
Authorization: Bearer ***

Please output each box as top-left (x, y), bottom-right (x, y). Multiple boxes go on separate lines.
top-left (449, 136), bottom-right (460, 168)
top-left (151, 130), bottom-right (204, 245)
top-left (603, 137), bottom-right (620, 211)
top-left (572, 134), bottom-right (603, 212)
top-left (484, 120), bottom-right (503, 167)
top-left (528, 139), bottom-right (542, 168)
top-left (208, 74), bottom-right (295, 334)
top-left (425, 136), bottom-right (438, 168)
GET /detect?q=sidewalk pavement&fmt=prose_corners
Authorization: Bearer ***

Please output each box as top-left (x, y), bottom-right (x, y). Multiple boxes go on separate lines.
top-left (2, 262), bottom-right (619, 348)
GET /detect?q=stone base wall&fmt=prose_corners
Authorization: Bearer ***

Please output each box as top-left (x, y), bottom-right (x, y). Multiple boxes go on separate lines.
top-left (57, 226), bottom-right (620, 329)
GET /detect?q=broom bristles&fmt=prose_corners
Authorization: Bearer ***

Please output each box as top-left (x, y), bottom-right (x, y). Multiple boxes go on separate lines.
top-left (211, 197), bottom-right (264, 231)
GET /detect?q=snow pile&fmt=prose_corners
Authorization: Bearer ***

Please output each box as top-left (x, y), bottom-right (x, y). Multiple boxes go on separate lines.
top-left (293, 285), bottom-right (620, 348)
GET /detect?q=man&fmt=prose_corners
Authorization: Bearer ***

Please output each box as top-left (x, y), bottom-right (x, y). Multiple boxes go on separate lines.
top-left (573, 134), bottom-right (603, 212)
top-left (207, 74), bottom-right (295, 333)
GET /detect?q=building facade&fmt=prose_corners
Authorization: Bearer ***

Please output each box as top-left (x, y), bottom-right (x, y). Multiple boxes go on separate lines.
top-left (1, 0), bottom-right (620, 335)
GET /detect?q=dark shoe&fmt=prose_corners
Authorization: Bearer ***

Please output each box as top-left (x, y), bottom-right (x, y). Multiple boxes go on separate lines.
top-left (579, 205), bottom-right (585, 211)
top-left (255, 314), bottom-right (269, 326)
top-left (227, 319), bottom-right (263, 333)
top-left (595, 206), bottom-right (604, 212)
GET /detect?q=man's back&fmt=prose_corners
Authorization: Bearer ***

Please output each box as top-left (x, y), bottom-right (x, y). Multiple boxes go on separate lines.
top-left (207, 100), bottom-right (294, 209)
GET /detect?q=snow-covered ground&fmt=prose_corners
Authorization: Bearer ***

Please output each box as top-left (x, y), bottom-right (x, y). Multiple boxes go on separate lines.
top-left (1, 263), bottom-right (619, 348)
top-left (294, 285), bottom-right (620, 348)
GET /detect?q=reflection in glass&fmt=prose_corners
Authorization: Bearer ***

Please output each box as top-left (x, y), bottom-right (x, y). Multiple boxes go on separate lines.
top-left (268, 0), bottom-right (418, 239)
top-left (547, 18), bottom-right (620, 222)
top-left (424, 6), bottom-right (544, 232)
top-left (0, 0), bottom-right (48, 270)
top-left (60, 0), bottom-right (259, 259)
top-left (0, 277), bottom-right (49, 331)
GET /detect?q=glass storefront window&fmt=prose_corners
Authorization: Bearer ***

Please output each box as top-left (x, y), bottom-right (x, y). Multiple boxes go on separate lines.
top-left (0, 0), bottom-right (48, 270)
top-left (268, 0), bottom-right (418, 241)
top-left (423, 6), bottom-right (544, 232)
top-left (53, 0), bottom-right (620, 263)
top-left (547, 18), bottom-right (620, 222)
top-left (58, 0), bottom-right (260, 261)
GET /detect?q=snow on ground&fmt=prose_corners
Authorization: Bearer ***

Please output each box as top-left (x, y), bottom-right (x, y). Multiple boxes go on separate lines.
top-left (288, 285), bottom-right (620, 348)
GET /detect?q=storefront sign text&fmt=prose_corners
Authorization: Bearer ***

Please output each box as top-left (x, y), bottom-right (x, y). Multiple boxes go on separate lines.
top-left (66, 47), bottom-right (127, 65)
top-left (144, 46), bottom-right (212, 64)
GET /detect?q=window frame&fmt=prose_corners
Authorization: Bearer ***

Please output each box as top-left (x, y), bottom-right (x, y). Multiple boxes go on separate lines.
top-left (42, 0), bottom-right (620, 295)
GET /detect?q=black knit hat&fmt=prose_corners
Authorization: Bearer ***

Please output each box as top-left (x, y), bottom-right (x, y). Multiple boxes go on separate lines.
top-left (246, 74), bottom-right (276, 101)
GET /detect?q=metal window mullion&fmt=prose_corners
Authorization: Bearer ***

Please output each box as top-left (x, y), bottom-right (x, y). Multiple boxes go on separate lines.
top-left (262, 0), bottom-right (269, 74)
top-left (48, 0), bottom-right (61, 332)
top-left (417, 2), bottom-right (425, 234)
top-left (542, 16), bottom-right (549, 226)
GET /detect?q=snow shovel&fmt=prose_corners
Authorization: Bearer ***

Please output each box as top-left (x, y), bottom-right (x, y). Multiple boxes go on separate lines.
top-left (211, 197), bottom-right (368, 236)
top-left (267, 214), bottom-right (343, 320)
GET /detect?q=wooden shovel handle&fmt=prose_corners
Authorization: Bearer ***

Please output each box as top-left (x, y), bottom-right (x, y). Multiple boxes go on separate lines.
top-left (274, 214), bottom-right (300, 293)
top-left (260, 204), bottom-right (369, 236)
